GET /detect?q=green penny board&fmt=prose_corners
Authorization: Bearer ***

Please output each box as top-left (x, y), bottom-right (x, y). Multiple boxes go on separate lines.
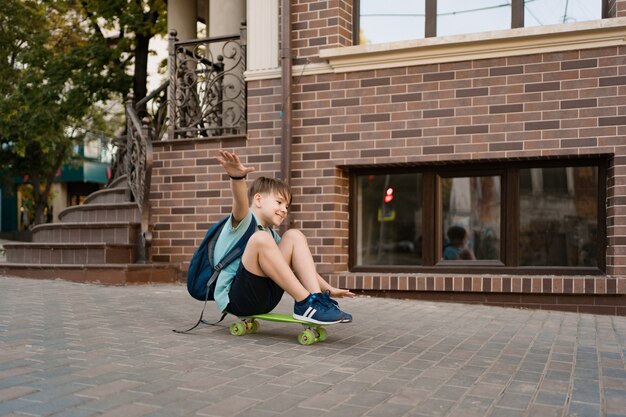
top-left (229, 313), bottom-right (332, 345)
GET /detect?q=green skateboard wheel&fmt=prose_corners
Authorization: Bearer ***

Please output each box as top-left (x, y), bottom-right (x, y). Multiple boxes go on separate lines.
top-left (230, 322), bottom-right (247, 336)
top-left (246, 320), bottom-right (259, 334)
top-left (316, 327), bottom-right (327, 342)
top-left (298, 329), bottom-right (316, 345)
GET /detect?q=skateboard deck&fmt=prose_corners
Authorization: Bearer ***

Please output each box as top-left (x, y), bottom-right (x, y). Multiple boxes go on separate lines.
top-left (229, 313), bottom-right (333, 345)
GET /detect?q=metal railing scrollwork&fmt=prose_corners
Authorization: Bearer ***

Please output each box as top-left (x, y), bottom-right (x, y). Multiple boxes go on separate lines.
top-left (125, 94), bottom-right (153, 263)
top-left (168, 27), bottom-right (247, 139)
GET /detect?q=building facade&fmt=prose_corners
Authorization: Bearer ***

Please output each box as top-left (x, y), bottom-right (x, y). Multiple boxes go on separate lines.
top-left (156, 0), bottom-right (626, 315)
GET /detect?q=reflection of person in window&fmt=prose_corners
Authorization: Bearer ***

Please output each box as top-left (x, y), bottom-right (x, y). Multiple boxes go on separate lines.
top-left (443, 225), bottom-right (475, 260)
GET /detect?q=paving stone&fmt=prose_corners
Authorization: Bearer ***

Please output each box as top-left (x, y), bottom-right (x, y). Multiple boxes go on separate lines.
top-left (363, 402), bottom-right (413, 417)
top-left (410, 397), bottom-right (456, 417)
top-left (567, 401), bottom-right (602, 417)
top-left (344, 390), bottom-right (390, 408)
top-left (526, 404), bottom-right (563, 417)
top-left (322, 403), bottom-right (369, 417)
top-left (535, 390), bottom-right (568, 407)
top-left (487, 406), bottom-right (525, 417)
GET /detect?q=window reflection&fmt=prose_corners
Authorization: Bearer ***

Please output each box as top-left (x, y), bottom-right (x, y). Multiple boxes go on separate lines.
top-left (437, 0), bottom-right (511, 37)
top-left (359, 0), bottom-right (425, 44)
top-left (441, 176), bottom-right (501, 261)
top-left (524, 0), bottom-right (601, 27)
top-left (519, 167), bottom-right (598, 267)
top-left (358, 0), bottom-right (602, 45)
top-left (356, 173), bottom-right (422, 266)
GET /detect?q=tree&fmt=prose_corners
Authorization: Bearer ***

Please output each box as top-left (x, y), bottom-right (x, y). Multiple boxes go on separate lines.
top-left (0, 0), bottom-right (127, 225)
top-left (0, 0), bottom-right (167, 226)
top-left (80, 0), bottom-right (168, 105)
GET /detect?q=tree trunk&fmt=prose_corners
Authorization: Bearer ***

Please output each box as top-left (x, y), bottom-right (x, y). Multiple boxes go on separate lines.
top-left (134, 33), bottom-right (150, 117)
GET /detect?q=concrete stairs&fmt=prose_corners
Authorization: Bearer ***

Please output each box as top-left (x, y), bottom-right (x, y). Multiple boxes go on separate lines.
top-left (0, 175), bottom-right (180, 285)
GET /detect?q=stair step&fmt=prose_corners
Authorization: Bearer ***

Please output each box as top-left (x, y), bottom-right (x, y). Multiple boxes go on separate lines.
top-left (31, 222), bottom-right (141, 244)
top-left (83, 187), bottom-right (131, 205)
top-left (107, 175), bottom-right (129, 189)
top-left (58, 203), bottom-right (140, 223)
top-left (4, 242), bottom-right (136, 265)
top-left (0, 263), bottom-right (181, 285)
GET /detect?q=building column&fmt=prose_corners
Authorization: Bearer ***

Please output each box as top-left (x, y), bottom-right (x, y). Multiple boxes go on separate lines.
top-left (206, 0), bottom-right (245, 36)
top-left (246, 0), bottom-right (279, 72)
top-left (168, 0), bottom-right (197, 40)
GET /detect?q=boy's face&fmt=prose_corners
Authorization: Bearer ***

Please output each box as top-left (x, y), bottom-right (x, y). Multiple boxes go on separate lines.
top-left (255, 191), bottom-right (289, 227)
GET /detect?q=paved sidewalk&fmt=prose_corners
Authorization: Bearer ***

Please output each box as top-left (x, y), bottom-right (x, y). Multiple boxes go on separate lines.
top-left (1, 276), bottom-right (626, 417)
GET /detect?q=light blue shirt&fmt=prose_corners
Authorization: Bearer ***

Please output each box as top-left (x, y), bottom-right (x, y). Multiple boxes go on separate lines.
top-left (212, 211), bottom-right (280, 312)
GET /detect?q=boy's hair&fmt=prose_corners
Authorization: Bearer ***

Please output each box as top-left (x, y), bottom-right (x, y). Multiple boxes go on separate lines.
top-left (248, 177), bottom-right (292, 206)
top-left (446, 225), bottom-right (467, 243)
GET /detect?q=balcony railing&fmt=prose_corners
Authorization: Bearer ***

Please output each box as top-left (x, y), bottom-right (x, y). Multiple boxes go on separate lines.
top-left (168, 27), bottom-right (247, 139)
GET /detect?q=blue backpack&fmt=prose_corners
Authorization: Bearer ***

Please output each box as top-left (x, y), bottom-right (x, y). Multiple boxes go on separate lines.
top-left (175, 215), bottom-right (258, 333)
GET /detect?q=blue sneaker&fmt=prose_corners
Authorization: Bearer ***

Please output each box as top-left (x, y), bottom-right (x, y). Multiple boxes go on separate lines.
top-left (294, 293), bottom-right (343, 324)
top-left (321, 291), bottom-right (352, 323)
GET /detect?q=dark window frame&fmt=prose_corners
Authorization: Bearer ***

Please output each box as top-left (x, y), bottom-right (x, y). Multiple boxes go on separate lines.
top-left (353, 0), bottom-right (610, 45)
top-left (348, 157), bottom-right (607, 275)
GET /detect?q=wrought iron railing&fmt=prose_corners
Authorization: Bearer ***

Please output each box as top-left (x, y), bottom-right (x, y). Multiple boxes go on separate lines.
top-left (136, 80), bottom-right (169, 141)
top-left (125, 95), bottom-right (153, 263)
top-left (118, 26), bottom-right (246, 262)
top-left (168, 27), bottom-right (247, 139)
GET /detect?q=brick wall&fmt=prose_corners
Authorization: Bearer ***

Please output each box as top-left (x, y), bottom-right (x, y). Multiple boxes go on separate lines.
top-left (150, 1), bottom-right (626, 314)
top-left (292, 0), bottom-right (353, 65)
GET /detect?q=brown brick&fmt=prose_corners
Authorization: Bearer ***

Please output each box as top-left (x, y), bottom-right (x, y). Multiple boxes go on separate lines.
top-left (303, 82), bottom-right (330, 92)
top-left (424, 109), bottom-right (454, 118)
top-left (561, 58), bottom-right (598, 70)
top-left (172, 208), bottom-right (194, 215)
top-left (525, 82), bottom-right (560, 92)
top-left (302, 117), bottom-right (330, 126)
top-left (490, 65), bottom-right (524, 76)
top-left (600, 76), bottom-right (626, 86)
top-left (424, 71), bottom-right (455, 82)
top-left (561, 137), bottom-right (597, 148)
top-left (490, 104), bottom-right (524, 114)
top-left (361, 149), bottom-right (390, 157)
top-left (332, 98), bottom-right (359, 107)
top-left (361, 77), bottom-right (390, 87)
top-left (489, 142), bottom-right (523, 151)
top-left (424, 145), bottom-right (454, 154)
top-left (392, 129), bottom-right (422, 138)
top-left (248, 121), bottom-right (274, 130)
top-left (456, 125), bottom-right (488, 134)
top-left (332, 133), bottom-right (360, 141)
top-left (171, 175), bottom-right (196, 183)
top-left (456, 87), bottom-right (489, 98)
top-left (600, 116), bottom-right (626, 126)
top-left (391, 93), bottom-right (423, 102)
top-left (525, 120), bottom-right (560, 130)
top-left (561, 98), bottom-right (597, 109)
top-left (361, 114), bottom-right (390, 122)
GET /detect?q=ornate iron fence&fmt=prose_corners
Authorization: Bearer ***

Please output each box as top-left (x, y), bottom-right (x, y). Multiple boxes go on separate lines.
top-left (168, 27), bottom-right (247, 139)
top-left (125, 95), bottom-right (153, 263)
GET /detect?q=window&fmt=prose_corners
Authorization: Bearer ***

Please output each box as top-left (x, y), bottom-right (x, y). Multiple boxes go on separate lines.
top-left (350, 159), bottom-right (606, 274)
top-left (355, 0), bottom-right (604, 45)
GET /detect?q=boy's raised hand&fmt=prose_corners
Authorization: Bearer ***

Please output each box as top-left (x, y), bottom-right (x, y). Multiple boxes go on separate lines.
top-left (215, 150), bottom-right (256, 178)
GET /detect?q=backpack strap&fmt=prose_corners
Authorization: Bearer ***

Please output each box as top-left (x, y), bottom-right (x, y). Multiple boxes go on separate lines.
top-left (174, 215), bottom-right (258, 334)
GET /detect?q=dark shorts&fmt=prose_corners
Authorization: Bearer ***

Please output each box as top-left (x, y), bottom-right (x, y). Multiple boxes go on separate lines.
top-left (227, 265), bottom-right (284, 316)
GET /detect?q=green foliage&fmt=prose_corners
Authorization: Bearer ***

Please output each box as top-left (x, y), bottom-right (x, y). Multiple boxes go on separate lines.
top-left (0, 0), bottom-right (167, 224)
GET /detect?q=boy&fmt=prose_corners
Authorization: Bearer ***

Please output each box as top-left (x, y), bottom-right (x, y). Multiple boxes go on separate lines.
top-left (442, 225), bottom-right (476, 261)
top-left (213, 150), bottom-right (353, 324)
